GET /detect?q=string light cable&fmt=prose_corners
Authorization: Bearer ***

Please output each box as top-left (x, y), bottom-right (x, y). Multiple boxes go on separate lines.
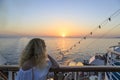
top-left (57, 9), bottom-right (120, 55)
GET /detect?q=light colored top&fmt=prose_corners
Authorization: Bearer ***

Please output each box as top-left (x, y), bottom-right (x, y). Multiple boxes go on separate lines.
top-left (16, 61), bottom-right (52, 80)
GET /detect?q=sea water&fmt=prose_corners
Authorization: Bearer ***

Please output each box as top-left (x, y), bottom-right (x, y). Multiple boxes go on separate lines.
top-left (0, 37), bottom-right (119, 65)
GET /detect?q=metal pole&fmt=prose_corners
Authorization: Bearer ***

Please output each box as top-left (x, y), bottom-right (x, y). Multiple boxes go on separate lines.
top-left (8, 71), bottom-right (12, 80)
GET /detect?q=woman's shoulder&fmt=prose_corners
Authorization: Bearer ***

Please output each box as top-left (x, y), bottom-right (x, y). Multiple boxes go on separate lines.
top-left (19, 67), bottom-right (32, 73)
top-left (21, 66), bottom-right (33, 71)
top-left (21, 60), bottom-right (34, 71)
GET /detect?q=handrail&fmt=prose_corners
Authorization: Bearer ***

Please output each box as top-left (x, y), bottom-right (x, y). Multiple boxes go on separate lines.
top-left (1, 65), bottom-right (120, 80)
top-left (51, 66), bottom-right (120, 72)
top-left (0, 65), bottom-right (120, 72)
top-left (107, 49), bottom-right (120, 56)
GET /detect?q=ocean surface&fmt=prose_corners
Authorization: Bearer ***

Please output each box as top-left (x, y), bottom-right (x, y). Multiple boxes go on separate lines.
top-left (0, 37), bottom-right (120, 65)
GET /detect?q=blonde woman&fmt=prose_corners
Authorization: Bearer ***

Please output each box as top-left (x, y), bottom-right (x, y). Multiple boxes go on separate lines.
top-left (16, 38), bottom-right (59, 80)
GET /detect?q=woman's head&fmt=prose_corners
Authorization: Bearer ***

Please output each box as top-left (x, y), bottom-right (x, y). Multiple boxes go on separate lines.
top-left (19, 38), bottom-right (47, 68)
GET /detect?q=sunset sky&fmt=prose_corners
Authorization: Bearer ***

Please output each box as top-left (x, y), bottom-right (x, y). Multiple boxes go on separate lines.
top-left (0, 0), bottom-right (120, 37)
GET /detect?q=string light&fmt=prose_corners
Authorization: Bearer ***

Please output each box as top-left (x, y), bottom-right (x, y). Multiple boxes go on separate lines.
top-left (74, 44), bottom-right (76, 47)
top-left (66, 50), bottom-right (69, 52)
top-left (108, 18), bottom-right (111, 21)
top-left (98, 25), bottom-right (101, 29)
top-left (83, 37), bottom-right (86, 39)
top-left (90, 32), bottom-right (93, 35)
top-left (70, 47), bottom-right (72, 50)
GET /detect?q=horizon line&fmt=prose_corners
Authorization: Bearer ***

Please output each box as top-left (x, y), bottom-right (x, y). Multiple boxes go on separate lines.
top-left (0, 35), bottom-right (120, 38)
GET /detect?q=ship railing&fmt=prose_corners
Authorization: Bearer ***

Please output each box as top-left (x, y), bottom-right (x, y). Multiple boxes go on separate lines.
top-left (1, 65), bottom-right (120, 80)
top-left (105, 49), bottom-right (120, 80)
top-left (107, 49), bottom-right (120, 65)
top-left (107, 49), bottom-right (120, 56)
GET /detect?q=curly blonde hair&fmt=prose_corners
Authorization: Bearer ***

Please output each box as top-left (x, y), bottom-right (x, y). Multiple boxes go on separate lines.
top-left (19, 38), bottom-right (47, 68)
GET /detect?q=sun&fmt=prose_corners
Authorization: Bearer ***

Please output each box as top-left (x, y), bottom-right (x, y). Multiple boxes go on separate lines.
top-left (62, 34), bottom-right (66, 38)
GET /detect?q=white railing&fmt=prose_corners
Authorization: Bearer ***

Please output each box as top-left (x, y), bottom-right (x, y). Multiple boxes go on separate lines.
top-left (106, 48), bottom-right (120, 80)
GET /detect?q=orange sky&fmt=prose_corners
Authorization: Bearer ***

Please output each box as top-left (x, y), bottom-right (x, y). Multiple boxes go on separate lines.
top-left (0, 0), bottom-right (120, 37)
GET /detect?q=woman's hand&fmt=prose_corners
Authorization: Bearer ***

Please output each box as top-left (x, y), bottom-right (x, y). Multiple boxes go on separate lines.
top-left (48, 55), bottom-right (59, 68)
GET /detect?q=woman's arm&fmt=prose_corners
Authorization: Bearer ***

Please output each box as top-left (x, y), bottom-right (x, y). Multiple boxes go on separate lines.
top-left (48, 55), bottom-right (59, 68)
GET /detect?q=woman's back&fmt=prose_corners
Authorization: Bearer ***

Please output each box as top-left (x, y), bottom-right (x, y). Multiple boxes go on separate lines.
top-left (16, 60), bottom-right (51, 80)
